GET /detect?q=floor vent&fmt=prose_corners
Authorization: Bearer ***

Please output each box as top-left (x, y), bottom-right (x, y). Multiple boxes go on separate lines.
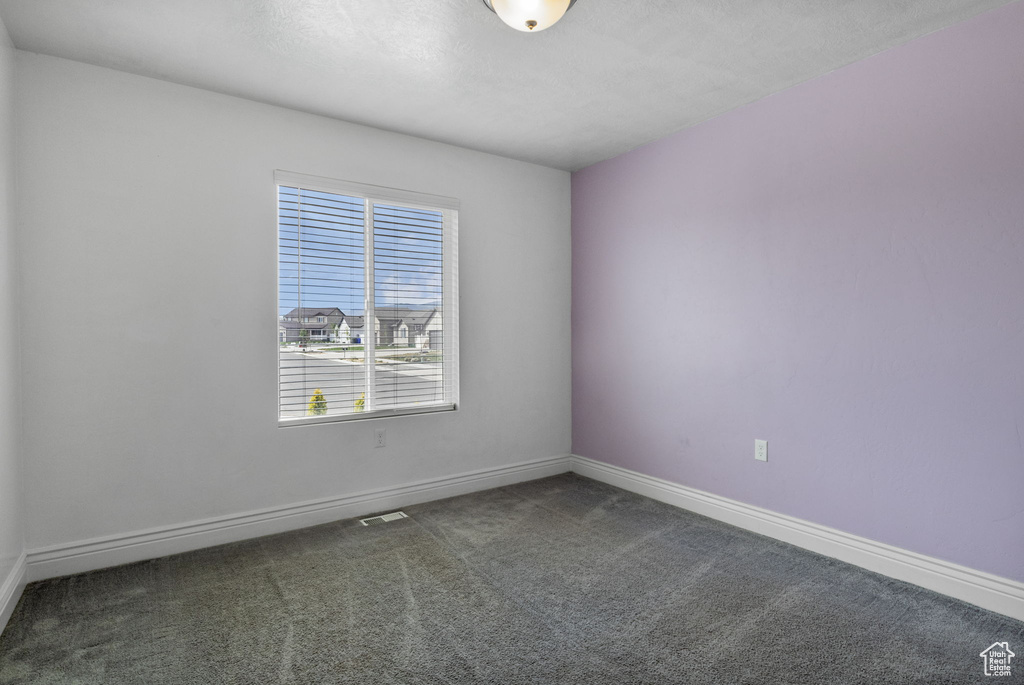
top-left (359, 511), bottom-right (409, 526)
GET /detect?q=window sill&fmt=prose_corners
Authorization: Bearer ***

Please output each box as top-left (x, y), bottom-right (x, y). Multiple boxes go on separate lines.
top-left (278, 403), bottom-right (457, 427)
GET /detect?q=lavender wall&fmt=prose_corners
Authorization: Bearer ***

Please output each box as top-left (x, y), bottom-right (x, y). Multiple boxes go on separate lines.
top-left (572, 1), bottom-right (1024, 582)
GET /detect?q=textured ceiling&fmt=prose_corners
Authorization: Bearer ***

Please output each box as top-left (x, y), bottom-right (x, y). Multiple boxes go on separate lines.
top-left (0, 0), bottom-right (1014, 170)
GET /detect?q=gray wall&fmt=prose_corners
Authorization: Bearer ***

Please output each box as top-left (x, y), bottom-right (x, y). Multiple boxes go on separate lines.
top-left (14, 53), bottom-right (571, 551)
top-left (0, 15), bottom-right (23, 622)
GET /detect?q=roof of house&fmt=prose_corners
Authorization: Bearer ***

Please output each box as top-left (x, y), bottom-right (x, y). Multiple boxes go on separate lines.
top-left (376, 307), bottom-right (437, 327)
top-left (282, 307), bottom-right (344, 320)
top-left (279, 310), bottom-right (436, 331)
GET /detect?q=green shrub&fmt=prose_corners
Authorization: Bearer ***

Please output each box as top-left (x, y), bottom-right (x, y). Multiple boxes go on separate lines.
top-left (307, 388), bottom-right (327, 416)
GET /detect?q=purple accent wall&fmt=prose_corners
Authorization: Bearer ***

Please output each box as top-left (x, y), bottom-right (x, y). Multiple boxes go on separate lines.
top-left (572, 1), bottom-right (1024, 582)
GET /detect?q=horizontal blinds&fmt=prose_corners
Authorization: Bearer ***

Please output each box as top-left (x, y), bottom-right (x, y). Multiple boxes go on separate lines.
top-left (278, 179), bottom-right (456, 422)
top-left (373, 203), bottom-right (447, 410)
top-left (279, 186), bottom-right (367, 418)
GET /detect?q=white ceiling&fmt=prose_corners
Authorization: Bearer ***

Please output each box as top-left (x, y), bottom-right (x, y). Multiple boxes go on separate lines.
top-left (0, 0), bottom-right (1014, 170)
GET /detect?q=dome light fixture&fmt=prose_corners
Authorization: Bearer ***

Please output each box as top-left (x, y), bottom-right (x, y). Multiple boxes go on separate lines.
top-left (482, 0), bottom-right (578, 32)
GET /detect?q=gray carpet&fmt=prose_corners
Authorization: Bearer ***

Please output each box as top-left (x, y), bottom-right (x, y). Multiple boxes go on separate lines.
top-left (0, 473), bottom-right (1021, 684)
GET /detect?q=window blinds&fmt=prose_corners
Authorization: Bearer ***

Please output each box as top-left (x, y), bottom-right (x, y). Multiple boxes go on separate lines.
top-left (277, 172), bottom-right (458, 424)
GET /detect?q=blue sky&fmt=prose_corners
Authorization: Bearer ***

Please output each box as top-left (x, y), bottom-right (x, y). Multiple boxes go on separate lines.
top-left (279, 187), bottom-right (443, 318)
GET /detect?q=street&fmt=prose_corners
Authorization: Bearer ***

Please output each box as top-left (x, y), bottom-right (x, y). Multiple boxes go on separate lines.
top-left (279, 351), bottom-right (443, 417)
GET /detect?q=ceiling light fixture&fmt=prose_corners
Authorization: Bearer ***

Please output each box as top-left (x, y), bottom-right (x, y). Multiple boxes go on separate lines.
top-left (482, 0), bottom-right (577, 32)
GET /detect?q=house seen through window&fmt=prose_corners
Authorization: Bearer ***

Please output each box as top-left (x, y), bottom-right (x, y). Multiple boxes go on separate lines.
top-left (277, 171), bottom-right (459, 424)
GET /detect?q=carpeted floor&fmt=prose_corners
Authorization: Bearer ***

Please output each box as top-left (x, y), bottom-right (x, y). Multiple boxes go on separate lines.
top-left (0, 473), bottom-right (1021, 684)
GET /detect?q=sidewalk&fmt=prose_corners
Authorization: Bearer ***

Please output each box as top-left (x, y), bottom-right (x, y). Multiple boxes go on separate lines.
top-left (287, 345), bottom-right (437, 363)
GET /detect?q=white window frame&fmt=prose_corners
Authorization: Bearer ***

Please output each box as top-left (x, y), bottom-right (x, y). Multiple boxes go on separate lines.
top-left (276, 170), bottom-right (459, 427)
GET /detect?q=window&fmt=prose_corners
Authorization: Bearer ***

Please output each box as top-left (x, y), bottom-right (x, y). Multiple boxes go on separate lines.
top-left (277, 171), bottom-right (459, 425)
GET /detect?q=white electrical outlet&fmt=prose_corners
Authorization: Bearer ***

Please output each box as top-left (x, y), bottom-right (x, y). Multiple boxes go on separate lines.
top-left (755, 439), bottom-right (767, 462)
top-left (374, 428), bottom-right (387, 448)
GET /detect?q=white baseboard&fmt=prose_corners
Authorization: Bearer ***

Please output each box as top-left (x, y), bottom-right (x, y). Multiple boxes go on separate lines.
top-left (569, 454), bottom-right (1024, 622)
top-left (0, 552), bottom-right (27, 635)
top-left (26, 455), bottom-right (572, 582)
top-left (22, 453), bottom-right (1023, 623)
